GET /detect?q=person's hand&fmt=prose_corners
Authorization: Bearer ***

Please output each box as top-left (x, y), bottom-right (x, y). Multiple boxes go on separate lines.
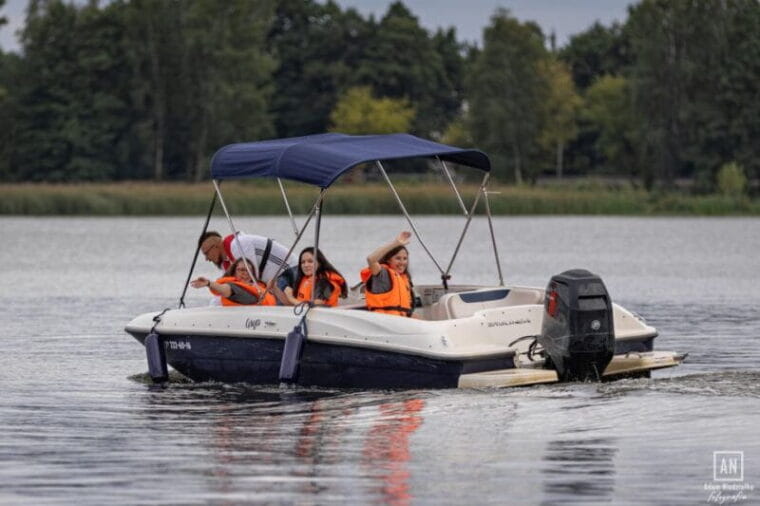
top-left (191, 277), bottom-right (211, 289)
top-left (396, 230), bottom-right (412, 245)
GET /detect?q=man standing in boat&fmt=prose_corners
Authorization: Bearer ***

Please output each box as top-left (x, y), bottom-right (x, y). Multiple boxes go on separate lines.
top-left (198, 231), bottom-right (297, 286)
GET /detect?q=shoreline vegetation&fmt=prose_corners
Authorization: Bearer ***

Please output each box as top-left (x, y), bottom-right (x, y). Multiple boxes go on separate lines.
top-left (3, 2), bottom-right (758, 199)
top-left (1, 181), bottom-right (758, 216)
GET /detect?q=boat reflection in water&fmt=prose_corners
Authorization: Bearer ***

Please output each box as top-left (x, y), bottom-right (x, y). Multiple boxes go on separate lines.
top-left (360, 399), bottom-right (425, 505)
top-left (173, 387), bottom-right (427, 504)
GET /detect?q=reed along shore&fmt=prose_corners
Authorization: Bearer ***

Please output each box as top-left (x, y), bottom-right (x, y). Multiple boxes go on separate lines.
top-left (1, 181), bottom-right (757, 216)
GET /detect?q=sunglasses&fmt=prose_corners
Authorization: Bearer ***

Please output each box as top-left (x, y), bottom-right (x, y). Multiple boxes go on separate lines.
top-left (201, 243), bottom-right (218, 256)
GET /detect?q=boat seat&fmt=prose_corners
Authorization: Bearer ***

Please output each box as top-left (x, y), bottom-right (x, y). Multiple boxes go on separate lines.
top-left (435, 287), bottom-right (544, 320)
top-left (503, 288), bottom-right (545, 306)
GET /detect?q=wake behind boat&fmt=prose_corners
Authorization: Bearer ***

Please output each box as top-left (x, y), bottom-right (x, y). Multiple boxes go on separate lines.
top-left (125, 133), bottom-right (684, 389)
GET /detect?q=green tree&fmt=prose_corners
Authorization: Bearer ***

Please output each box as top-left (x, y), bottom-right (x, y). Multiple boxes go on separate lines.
top-left (538, 58), bottom-right (581, 178)
top-left (122, 0), bottom-right (184, 180)
top-left (182, 0), bottom-right (275, 181)
top-left (0, 52), bottom-right (20, 180)
top-left (0, 0), bottom-right (11, 177)
top-left (558, 21), bottom-right (630, 177)
top-left (441, 116), bottom-right (473, 147)
top-left (431, 27), bottom-right (468, 136)
top-left (125, 0), bottom-right (275, 181)
top-left (628, 0), bottom-right (697, 188)
top-left (267, 0), bottom-right (371, 138)
top-left (10, 0), bottom-right (131, 181)
top-left (716, 1), bottom-right (760, 190)
top-left (358, 2), bottom-right (459, 137)
top-left (5, 0), bottom-right (276, 182)
top-left (11, 1), bottom-right (79, 181)
top-left (716, 162), bottom-right (747, 198)
top-left (559, 22), bottom-right (630, 91)
top-left (66, 2), bottom-right (132, 180)
top-left (625, 0), bottom-right (760, 189)
top-left (329, 86), bottom-right (414, 134)
top-left (583, 75), bottom-right (637, 177)
top-left (467, 9), bottom-right (550, 183)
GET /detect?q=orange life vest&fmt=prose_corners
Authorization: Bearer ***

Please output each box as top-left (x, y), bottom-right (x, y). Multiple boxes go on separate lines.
top-left (210, 276), bottom-right (276, 306)
top-left (296, 271), bottom-right (346, 307)
top-left (360, 265), bottom-right (413, 317)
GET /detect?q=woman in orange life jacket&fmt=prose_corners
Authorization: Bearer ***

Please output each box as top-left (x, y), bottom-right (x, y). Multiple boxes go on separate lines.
top-left (361, 231), bottom-right (415, 317)
top-left (282, 247), bottom-right (347, 307)
top-left (191, 258), bottom-right (276, 306)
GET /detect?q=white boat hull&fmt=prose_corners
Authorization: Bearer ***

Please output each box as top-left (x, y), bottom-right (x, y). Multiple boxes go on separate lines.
top-left (125, 285), bottom-right (682, 389)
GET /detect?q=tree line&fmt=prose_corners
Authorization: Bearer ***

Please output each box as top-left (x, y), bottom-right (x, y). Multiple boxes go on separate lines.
top-left (0, 0), bottom-right (757, 194)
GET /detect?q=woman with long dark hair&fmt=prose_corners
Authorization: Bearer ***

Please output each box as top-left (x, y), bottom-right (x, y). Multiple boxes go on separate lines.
top-left (360, 231), bottom-right (414, 317)
top-left (282, 247), bottom-right (347, 307)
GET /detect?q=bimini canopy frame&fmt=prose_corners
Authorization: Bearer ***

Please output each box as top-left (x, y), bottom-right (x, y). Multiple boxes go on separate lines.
top-left (209, 133), bottom-right (490, 187)
top-left (180, 133), bottom-right (502, 307)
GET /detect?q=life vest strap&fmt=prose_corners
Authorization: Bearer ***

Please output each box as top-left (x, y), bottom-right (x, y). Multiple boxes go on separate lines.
top-left (259, 238), bottom-right (273, 278)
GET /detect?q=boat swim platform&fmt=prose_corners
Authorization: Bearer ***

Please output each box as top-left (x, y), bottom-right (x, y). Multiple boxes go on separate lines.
top-left (458, 351), bottom-right (686, 388)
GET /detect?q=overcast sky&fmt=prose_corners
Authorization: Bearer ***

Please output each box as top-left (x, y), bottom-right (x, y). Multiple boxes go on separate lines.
top-left (0, 0), bottom-right (634, 53)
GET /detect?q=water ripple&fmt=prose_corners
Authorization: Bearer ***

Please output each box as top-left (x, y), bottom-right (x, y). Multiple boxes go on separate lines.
top-left (596, 370), bottom-right (760, 398)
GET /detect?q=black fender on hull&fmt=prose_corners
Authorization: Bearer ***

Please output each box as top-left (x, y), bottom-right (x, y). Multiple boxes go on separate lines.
top-left (144, 332), bottom-right (168, 383)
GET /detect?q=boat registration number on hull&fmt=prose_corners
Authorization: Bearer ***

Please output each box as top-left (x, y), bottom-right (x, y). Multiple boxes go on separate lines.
top-left (165, 339), bottom-right (192, 351)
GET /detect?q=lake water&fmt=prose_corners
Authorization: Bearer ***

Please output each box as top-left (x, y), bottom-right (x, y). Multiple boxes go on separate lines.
top-left (1, 215), bottom-right (759, 505)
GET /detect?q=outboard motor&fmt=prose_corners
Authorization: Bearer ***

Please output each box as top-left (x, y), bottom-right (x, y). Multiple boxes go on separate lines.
top-left (538, 269), bottom-right (614, 381)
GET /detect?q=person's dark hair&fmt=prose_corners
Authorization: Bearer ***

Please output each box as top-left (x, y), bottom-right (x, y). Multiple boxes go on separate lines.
top-left (379, 245), bottom-right (412, 281)
top-left (296, 247), bottom-right (347, 298)
top-left (225, 257), bottom-right (258, 281)
top-left (198, 230), bottom-right (222, 249)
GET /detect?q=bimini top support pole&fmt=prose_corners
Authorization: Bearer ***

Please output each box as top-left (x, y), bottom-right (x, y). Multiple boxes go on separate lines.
top-left (278, 189), bottom-right (326, 386)
top-left (213, 179), bottom-right (257, 283)
top-left (483, 187), bottom-right (504, 286)
top-left (309, 189), bottom-right (326, 304)
top-left (278, 178), bottom-right (299, 237)
top-left (443, 172), bottom-right (490, 281)
top-left (375, 161), bottom-right (445, 276)
top-left (437, 156), bottom-right (468, 216)
top-left (258, 189), bottom-right (326, 303)
top-left (178, 188), bottom-right (218, 308)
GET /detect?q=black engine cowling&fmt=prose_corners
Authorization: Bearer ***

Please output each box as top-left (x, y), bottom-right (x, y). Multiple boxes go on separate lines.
top-left (538, 269), bottom-right (614, 381)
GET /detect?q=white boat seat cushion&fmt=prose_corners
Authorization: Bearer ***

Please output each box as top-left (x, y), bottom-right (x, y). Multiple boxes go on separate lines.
top-left (439, 288), bottom-right (544, 319)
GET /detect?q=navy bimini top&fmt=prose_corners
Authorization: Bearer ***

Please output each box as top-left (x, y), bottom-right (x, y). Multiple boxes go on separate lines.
top-left (209, 133), bottom-right (490, 188)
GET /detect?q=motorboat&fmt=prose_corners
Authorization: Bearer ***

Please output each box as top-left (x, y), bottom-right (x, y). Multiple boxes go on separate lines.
top-left (125, 133), bottom-right (685, 389)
